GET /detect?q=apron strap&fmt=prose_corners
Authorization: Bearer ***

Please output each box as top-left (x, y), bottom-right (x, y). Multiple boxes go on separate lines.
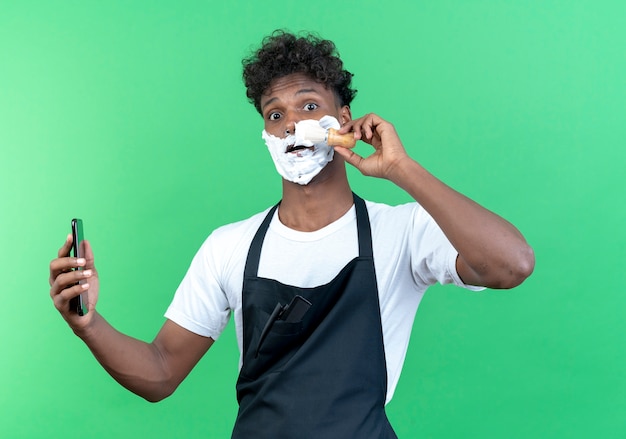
top-left (353, 193), bottom-right (373, 259)
top-left (244, 203), bottom-right (279, 279)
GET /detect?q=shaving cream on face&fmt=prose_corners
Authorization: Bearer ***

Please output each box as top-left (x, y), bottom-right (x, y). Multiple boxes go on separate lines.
top-left (262, 115), bottom-right (341, 185)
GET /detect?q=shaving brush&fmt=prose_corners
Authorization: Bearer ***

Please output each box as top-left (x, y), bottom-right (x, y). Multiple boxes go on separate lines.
top-left (295, 120), bottom-right (357, 148)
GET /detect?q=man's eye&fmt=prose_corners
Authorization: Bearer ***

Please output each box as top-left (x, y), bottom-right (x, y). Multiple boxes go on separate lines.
top-left (304, 103), bottom-right (319, 111)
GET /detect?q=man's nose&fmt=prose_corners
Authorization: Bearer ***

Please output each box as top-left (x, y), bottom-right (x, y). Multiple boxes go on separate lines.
top-left (284, 111), bottom-right (298, 136)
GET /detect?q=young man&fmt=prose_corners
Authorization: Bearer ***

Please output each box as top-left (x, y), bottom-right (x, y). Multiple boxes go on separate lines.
top-left (49, 31), bottom-right (534, 438)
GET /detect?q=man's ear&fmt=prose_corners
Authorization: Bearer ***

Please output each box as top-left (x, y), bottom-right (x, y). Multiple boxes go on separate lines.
top-left (340, 105), bottom-right (352, 125)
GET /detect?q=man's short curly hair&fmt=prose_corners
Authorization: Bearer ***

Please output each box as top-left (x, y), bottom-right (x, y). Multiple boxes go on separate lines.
top-left (242, 30), bottom-right (357, 114)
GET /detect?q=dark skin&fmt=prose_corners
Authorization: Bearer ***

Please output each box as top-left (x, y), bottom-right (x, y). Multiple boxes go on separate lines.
top-left (49, 234), bottom-right (213, 402)
top-left (260, 73), bottom-right (354, 232)
top-left (49, 72), bottom-right (534, 402)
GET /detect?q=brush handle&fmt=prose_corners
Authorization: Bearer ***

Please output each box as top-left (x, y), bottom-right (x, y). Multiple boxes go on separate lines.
top-left (327, 128), bottom-right (357, 148)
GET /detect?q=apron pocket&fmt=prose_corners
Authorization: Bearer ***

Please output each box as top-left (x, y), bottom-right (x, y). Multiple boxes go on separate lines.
top-left (241, 308), bottom-right (305, 380)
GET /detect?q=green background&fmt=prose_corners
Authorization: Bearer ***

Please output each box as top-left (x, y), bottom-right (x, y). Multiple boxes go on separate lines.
top-left (1, 1), bottom-right (624, 437)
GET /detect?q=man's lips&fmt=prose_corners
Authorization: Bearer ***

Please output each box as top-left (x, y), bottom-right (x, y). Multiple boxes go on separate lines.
top-left (286, 144), bottom-right (312, 153)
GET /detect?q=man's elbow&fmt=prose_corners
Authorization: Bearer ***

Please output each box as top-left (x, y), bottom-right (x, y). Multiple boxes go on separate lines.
top-left (128, 378), bottom-right (178, 403)
top-left (494, 244), bottom-right (535, 289)
top-left (144, 393), bottom-right (171, 404)
top-left (141, 384), bottom-right (176, 403)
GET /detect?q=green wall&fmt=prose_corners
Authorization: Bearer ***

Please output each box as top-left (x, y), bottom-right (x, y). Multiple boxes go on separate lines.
top-left (1, 1), bottom-right (624, 437)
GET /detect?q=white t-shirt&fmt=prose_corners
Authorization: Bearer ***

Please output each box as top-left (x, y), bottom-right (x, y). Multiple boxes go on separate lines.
top-left (165, 199), bottom-right (482, 404)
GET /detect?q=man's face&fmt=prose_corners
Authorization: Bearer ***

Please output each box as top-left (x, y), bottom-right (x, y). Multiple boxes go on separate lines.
top-left (260, 73), bottom-right (349, 141)
top-left (258, 73), bottom-right (351, 185)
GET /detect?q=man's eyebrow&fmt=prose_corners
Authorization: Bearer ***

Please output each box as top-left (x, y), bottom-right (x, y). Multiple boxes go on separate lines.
top-left (295, 88), bottom-right (318, 96)
top-left (261, 97), bottom-right (278, 111)
top-left (261, 88), bottom-right (322, 112)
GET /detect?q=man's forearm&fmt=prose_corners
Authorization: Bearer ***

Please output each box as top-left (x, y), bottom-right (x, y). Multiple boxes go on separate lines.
top-left (75, 311), bottom-right (174, 402)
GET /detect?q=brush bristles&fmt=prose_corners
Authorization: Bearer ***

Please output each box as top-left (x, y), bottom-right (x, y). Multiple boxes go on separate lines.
top-left (296, 123), bottom-right (327, 143)
top-left (295, 120), bottom-right (357, 148)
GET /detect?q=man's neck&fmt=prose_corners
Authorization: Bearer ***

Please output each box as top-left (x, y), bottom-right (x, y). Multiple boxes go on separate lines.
top-left (278, 163), bottom-right (354, 232)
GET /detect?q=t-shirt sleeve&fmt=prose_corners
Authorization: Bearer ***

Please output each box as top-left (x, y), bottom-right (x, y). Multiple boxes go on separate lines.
top-left (409, 204), bottom-right (485, 291)
top-left (165, 233), bottom-right (231, 340)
